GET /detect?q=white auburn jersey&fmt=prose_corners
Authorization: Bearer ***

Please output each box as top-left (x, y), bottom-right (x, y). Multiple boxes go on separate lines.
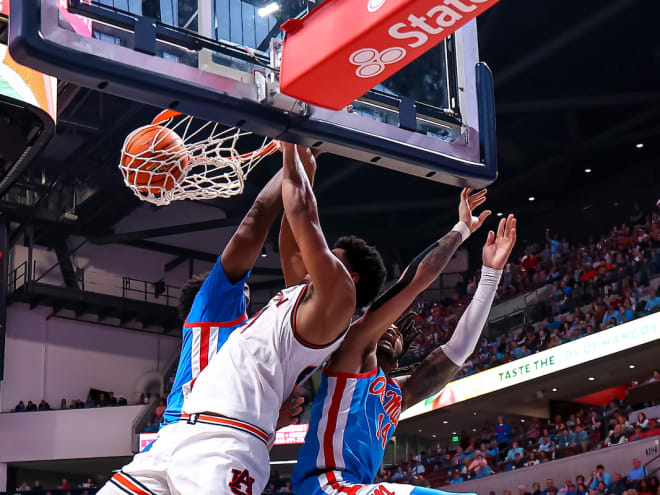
top-left (183, 282), bottom-right (347, 436)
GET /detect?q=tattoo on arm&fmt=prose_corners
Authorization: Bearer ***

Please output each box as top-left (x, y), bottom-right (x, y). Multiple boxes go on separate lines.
top-left (370, 232), bottom-right (462, 312)
top-left (401, 347), bottom-right (459, 411)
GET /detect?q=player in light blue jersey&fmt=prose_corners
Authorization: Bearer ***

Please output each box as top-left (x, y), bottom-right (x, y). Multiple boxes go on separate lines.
top-left (290, 188), bottom-right (518, 495)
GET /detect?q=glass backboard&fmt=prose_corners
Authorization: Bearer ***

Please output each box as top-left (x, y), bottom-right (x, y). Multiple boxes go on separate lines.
top-left (8, 0), bottom-right (497, 187)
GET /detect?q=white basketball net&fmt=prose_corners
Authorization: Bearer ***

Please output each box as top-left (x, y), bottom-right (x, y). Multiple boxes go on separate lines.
top-left (119, 110), bottom-right (278, 206)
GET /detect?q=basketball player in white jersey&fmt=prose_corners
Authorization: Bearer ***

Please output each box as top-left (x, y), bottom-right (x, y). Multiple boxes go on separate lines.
top-left (98, 143), bottom-right (386, 495)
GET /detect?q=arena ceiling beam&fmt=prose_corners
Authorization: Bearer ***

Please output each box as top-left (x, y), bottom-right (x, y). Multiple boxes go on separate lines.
top-left (494, 0), bottom-right (635, 87)
top-left (91, 218), bottom-right (239, 244)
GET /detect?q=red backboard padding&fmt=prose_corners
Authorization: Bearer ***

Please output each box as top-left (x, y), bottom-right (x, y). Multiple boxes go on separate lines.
top-left (279, 0), bottom-right (500, 110)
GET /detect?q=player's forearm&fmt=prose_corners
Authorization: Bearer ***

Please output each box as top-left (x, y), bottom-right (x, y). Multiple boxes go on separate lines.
top-left (401, 267), bottom-right (501, 410)
top-left (369, 229), bottom-right (462, 312)
top-left (279, 149), bottom-right (318, 287)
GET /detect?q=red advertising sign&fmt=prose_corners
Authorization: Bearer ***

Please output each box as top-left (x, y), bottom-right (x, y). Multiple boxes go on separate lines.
top-left (0, 0), bottom-right (9, 17)
top-left (280, 0), bottom-right (500, 109)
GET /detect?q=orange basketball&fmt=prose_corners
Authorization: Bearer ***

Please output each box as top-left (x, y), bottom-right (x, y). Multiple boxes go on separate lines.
top-left (120, 124), bottom-right (190, 195)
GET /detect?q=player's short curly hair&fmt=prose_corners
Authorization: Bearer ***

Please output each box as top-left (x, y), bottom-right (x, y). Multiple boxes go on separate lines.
top-left (178, 272), bottom-right (209, 320)
top-left (334, 235), bottom-right (386, 308)
top-left (178, 272), bottom-right (250, 320)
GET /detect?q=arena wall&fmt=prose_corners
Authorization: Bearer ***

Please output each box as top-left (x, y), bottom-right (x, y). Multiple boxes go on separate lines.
top-left (1, 304), bottom-right (180, 411)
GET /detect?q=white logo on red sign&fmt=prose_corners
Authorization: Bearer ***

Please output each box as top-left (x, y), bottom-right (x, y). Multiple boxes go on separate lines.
top-left (367, 0), bottom-right (386, 12)
top-left (349, 47), bottom-right (406, 78)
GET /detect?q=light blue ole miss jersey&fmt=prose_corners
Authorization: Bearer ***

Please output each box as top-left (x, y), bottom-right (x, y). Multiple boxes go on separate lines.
top-left (161, 257), bottom-right (249, 427)
top-left (292, 366), bottom-right (402, 492)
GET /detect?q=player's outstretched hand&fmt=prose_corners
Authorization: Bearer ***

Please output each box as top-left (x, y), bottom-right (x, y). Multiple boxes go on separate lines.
top-left (482, 214), bottom-right (517, 270)
top-left (276, 390), bottom-right (304, 430)
top-left (459, 188), bottom-right (491, 234)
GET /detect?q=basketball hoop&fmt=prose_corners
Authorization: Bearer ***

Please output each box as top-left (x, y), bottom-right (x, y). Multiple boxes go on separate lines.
top-left (119, 110), bottom-right (278, 206)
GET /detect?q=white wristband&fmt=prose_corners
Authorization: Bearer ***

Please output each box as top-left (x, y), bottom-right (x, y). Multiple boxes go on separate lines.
top-left (451, 221), bottom-right (470, 243)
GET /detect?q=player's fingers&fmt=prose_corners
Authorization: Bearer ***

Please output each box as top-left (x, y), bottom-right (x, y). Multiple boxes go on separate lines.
top-left (510, 227), bottom-right (517, 246)
top-left (292, 396), bottom-right (305, 406)
top-left (486, 230), bottom-right (495, 245)
top-left (496, 218), bottom-right (506, 239)
top-left (469, 196), bottom-right (487, 210)
top-left (468, 189), bottom-right (487, 202)
top-left (477, 210), bottom-right (492, 228)
top-left (504, 214), bottom-right (515, 238)
top-left (460, 188), bottom-right (469, 201)
top-left (291, 406), bottom-right (303, 417)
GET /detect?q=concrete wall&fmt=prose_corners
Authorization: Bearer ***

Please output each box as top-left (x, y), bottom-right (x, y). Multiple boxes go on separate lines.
top-left (1, 304), bottom-right (180, 412)
top-left (444, 437), bottom-right (660, 495)
top-left (0, 405), bottom-right (146, 463)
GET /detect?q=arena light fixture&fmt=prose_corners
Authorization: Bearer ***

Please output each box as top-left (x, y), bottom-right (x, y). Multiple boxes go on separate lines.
top-left (261, 247), bottom-right (267, 258)
top-left (418, 429), bottom-right (423, 432)
top-left (588, 376), bottom-right (595, 381)
top-left (442, 420), bottom-right (448, 424)
top-left (270, 460), bottom-right (297, 465)
top-left (636, 143), bottom-right (644, 149)
top-left (528, 196), bottom-right (535, 202)
top-left (552, 387), bottom-right (558, 392)
top-left (496, 212), bottom-right (503, 217)
top-left (432, 434), bottom-right (437, 438)
top-left (258, 2), bottom-right (280, 16)
top-left (629, 364), bottom-right (636, 369)
top-left (584, 168), bottom-right (592, 173)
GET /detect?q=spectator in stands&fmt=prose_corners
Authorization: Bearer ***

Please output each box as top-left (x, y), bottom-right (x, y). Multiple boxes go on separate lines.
top-left (609, 475), bottom-right (626, 495)
top-left (81, 478), bottom-right (95, 489)
top-left (532, 482), bottom-right (542, 495)
top-left (637, 412), bottom-right (649, 430)
top-left (538, 432), bottom-right (554, 453)
top-left (32, 480), bottom-right (41, 490)
top-left (505, 441), bottom-right (524, 463)
top-left (85, 394), bottom-right (96, 408)
top-left (495, 415), bottom-right (513, 450)
top-left (263, 482), bottom-right (276, 494)
top-left (37, 399), bottom-right (50, 411)
top-left (109, 391), bottom-right (118, 406)
top-left (648, 370), bottom-right (660, 383)
top-left (544, 479), bottom-right (559, 495)
top-left (570, 424), bottom-right (590, 452)
top-left (412, 459), bottom-right (425, 476)
top-left (648, 478), bottom-right (658, 494)
top-left (98, 392), bottom-right (107, 407)
top-left (60, 398), bottom-right (67, 409)
top-left (278, 481), bottom-right (292, 493)
top-left (629, 426), bottom-right (644, 442)
top-left (391, 466), bottom-right (405, 481)
top-left (450, 471), bottom-right (463, 484)
top-left (473, 455), bottom-right (493, 478)
top-left (590, 465), bottom-right (613, 489)
top-left (638, 479), bottom-right (652, 495)
top-left (14, 401), bottom-right (25, 412)
top-left (607, 424), bottom-right (627, 446)
top-left (118, 396), bottom-right (128, 406)
top-left (58, 479), bottom-right (71, 489)
top-left (16, 481), bottom-right (30, 491)
top-left (156, 398), bottom-right (167, 419)
top-left (627, 458), bottom-right (648, 486)
top-left (512, 453), bottom-right (525, 469)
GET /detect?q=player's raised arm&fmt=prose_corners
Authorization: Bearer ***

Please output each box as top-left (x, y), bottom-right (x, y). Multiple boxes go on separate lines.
top-left (400, 214), bottom-right (517, 411)
top-left (281, 143), bottom-right (356, 344)
top-left (342, 189), bottom-right (490, 353)
top-left (220, 166), bottom-right (284, 284)
top-left (279, 146), bottom-right (317, 287)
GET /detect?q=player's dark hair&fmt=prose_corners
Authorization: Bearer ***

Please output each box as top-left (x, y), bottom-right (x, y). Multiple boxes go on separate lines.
top-left (178, 272), bottom-right (209, 320)
top-left (397, 310), bottom-right (423, 355)
top-left (334, 235), bottom-right (386, 308)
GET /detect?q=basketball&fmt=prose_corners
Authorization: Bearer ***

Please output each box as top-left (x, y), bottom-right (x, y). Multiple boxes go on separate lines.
top-left (120, 124), bottom-right (190, 195)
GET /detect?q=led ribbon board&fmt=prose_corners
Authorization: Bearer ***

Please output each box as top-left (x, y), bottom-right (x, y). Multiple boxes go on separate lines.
top-left (401, 312), bottom-right (660, 421)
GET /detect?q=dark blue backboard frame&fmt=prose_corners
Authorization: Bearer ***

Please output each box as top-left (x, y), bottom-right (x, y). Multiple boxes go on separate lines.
top-left (9, 0), bottom-right (498, 188)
